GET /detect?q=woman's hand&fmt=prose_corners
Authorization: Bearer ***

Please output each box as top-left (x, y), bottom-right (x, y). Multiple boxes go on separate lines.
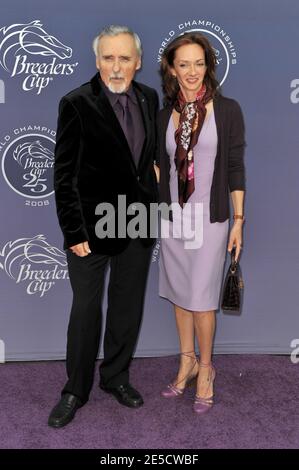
top-left (227, 220), bottom-right (243, 262)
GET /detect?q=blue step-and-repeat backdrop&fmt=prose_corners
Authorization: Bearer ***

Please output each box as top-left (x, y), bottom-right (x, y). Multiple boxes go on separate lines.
top-left (0, 0), bottom-right (298, 360)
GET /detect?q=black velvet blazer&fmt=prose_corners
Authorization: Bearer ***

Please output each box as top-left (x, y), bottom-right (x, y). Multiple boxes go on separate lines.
top-left (54, 73), bottom-right (159, 254)
top-left (157, 93), bottom-right (246, 222)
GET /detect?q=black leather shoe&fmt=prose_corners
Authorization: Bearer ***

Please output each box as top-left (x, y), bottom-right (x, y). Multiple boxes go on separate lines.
top-left (100, 383), bottom-right (144, 408)
top-left (48, 393), bottom-right (83, 428)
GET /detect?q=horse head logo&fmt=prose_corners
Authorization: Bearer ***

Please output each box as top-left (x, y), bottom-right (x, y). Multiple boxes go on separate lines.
top-left (0, 235), bottom-right (67, 280)
top-left (0, 20), bottom-right (72, 72)
top-left (13, 140), bottom-right (54, 167)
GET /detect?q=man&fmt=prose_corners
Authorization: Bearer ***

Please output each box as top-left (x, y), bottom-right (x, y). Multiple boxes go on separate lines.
top-left (48, 25), bottom-right (159, 428)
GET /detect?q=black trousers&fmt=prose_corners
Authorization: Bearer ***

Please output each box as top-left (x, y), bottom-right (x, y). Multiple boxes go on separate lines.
top-left (61, 239), bottom-right (152, 403)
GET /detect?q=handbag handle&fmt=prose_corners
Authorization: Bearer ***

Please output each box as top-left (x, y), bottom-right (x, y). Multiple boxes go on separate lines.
top-left (230, 246), bottom-right (238, 274)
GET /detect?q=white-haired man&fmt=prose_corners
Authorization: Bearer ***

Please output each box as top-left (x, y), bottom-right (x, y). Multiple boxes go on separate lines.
top-left (49, 26), bottom-right (159, 428)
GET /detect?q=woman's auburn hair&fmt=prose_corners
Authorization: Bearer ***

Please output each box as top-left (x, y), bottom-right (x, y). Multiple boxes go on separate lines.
top-left (160, 32), bottom-right (220, 106)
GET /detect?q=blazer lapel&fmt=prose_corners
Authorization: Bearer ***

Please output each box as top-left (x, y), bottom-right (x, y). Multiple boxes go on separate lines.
top-left (90, 74), bottom-right (137, 172)
top-left (133, 83), bottom-right (152, 170)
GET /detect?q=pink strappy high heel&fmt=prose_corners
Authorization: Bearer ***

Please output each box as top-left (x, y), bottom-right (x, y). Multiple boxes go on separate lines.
top-left (193, 361), bottom-right (216, 414)
top-left (161, 351), bottom-right (199, 398)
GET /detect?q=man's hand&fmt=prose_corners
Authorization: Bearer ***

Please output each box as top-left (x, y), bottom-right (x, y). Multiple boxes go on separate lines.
top-left (69, 241), bottom-right (91, 257)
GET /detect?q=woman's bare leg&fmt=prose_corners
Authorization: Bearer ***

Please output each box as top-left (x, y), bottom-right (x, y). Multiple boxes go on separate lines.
top-left (172, 304), bottom-right (198, 388)
top-left (193, 310), bottom-right (216, 397)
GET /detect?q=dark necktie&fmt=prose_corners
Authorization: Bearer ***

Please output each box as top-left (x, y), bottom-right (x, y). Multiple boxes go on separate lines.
top-left (117, 94), bottom-right (135, 158)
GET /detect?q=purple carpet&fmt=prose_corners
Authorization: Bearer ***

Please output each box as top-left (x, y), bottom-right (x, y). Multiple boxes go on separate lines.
top-left (0, 355), bottom-right (298, 449)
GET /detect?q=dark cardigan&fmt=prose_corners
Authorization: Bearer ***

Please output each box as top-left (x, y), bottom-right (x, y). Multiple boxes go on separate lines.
top-left (156, 93), bottom-right (246, 222)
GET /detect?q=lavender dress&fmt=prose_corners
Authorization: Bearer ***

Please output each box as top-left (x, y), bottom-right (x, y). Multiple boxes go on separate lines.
top-left (159, 109), bottom-right (229, 311)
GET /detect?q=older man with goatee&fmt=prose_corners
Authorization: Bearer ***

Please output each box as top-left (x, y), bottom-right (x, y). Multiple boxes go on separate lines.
top-left (48, 25), bottom-right (159, 428)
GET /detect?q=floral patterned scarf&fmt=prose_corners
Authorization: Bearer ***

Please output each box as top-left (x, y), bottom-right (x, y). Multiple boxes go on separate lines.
top-left (174, 84), bottom-right (213, 207)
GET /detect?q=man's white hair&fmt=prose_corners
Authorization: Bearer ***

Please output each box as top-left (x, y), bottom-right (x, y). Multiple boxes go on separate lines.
top-left (92, 25), bottom-right (142, 57)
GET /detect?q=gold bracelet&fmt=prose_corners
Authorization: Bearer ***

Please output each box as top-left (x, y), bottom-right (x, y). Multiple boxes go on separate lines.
top-left (233, 215), bottom-right (245, 221)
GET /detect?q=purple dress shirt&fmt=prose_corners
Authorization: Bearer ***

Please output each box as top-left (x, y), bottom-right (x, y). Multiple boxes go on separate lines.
top-left (101, 78), bottom-right (145, 167)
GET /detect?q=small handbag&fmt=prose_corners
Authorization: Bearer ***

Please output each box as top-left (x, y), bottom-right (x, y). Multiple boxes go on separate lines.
top-left (221, 246), bottom-right (244, 312)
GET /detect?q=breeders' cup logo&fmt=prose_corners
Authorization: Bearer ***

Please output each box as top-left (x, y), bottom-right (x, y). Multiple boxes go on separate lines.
top-left (0, 20), bottom-right (78, 94)
top-left (1, 126), bottom-right (55, 201)
top-left (157, 19), bottom-right (238, 86)
top-left (0, 235), bottom-right (69, 297)
top-left (290, 79), bottom-right (299, 104)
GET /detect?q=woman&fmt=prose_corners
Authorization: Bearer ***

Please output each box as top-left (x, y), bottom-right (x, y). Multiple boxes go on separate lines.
top-left (155, 32), bottom-right (246, 414)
